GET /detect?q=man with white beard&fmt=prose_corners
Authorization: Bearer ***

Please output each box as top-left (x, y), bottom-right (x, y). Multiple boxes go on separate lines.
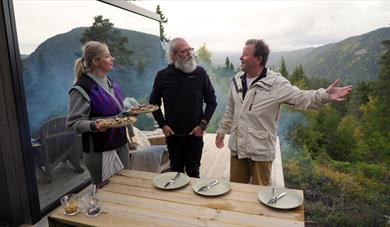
top-left (149, 37), bottom-right (217, 177)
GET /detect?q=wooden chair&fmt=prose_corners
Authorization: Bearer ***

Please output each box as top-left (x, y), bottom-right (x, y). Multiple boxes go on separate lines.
top-left (38, 116), bottom-right (83, 183)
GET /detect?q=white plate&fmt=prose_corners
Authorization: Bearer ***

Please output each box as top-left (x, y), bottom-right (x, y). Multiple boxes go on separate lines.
top-left (192, 179), bottom-right (231, 196)
top-left (258, 187), bottom-right (303, 209)
top-left (152, 172), bottom-right (190, 190)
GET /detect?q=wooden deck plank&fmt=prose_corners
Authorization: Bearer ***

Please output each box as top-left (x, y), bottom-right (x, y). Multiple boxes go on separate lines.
top-left (200, 134), bottom-right (285, 187)
top-left (142, 132), bottom-right (285, 187)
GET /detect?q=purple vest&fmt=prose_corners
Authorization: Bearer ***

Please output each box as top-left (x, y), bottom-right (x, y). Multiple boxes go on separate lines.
top-left (74, 75), bottom-right (127, 152)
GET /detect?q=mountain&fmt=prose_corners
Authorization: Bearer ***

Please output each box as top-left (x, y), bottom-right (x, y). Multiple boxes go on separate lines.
top-left (22, 27), bottom-right (165, 134)
top-left (267, 27), bottom-right (390, 83)
top-left (213, 27), bottom-right (390, 84)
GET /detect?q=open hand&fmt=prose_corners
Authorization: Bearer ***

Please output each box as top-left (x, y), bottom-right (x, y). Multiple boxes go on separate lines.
top-left (326, 79), bottom-right (353, 101)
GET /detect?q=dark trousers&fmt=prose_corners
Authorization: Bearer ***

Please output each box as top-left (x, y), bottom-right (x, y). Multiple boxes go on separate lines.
top-left (166, 135), bottom-right (204, 178)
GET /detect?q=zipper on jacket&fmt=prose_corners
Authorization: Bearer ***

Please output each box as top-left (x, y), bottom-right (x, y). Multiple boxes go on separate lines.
top-left (275, 104), bottom-right (281, 121)
top-left (249, 91), bottom-right (257, 111)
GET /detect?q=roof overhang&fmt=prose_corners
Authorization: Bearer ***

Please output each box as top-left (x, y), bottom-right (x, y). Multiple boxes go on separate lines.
top-left (97, 0), bottom-right (161, 22)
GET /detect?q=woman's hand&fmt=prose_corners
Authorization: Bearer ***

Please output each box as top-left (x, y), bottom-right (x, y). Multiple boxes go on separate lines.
top-left (95, 119), bottom-right (108, 132)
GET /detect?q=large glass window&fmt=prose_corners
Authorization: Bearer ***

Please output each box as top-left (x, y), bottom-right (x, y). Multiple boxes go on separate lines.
top-left (13, 0), bottom-right (162, 210)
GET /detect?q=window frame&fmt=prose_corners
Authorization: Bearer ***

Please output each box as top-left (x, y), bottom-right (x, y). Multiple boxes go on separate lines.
top-left (0, 0), bottom-right (160, 224)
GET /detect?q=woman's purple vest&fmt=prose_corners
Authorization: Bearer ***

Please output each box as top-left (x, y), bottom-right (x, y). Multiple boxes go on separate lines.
top-left (73, 75), bottom-right (127, 152)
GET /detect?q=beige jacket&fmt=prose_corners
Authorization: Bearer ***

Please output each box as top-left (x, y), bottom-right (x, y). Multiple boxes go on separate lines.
top-left (216, 69), bottom-right (330, 161)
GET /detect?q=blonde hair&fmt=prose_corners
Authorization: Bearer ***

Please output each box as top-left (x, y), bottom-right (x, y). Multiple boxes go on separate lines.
top-left (73, 41), bottom-right (108, 84)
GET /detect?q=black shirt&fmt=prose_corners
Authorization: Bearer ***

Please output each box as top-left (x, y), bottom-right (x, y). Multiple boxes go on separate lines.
top-left (241, 67), bottom-right (268, 99)
top-left (149, 64), bottom-right (217, 136)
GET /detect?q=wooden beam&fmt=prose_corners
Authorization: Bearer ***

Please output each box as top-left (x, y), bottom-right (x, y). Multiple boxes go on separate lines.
top-left (97, 0), bottom-right (161, 22)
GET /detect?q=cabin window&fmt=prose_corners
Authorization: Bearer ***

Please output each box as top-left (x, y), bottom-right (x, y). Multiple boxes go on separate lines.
top-left (13, 0), bottom-right (162, 211)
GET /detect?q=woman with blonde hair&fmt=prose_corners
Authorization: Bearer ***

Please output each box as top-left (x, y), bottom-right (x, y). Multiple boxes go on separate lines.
top-left (67, 41), bottom-right (128, 186)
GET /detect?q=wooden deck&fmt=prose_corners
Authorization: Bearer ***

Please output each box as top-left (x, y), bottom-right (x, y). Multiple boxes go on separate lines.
top-left (137, 132), bottom-right (285, 187)
top-left (197, 133), bottom-right (284, 187)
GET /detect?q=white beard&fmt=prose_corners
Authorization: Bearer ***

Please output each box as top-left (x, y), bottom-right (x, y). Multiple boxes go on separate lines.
top-left (174, 57), bottom-right (197, 73)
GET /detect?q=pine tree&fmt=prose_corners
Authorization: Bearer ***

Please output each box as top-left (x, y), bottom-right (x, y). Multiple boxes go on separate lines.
top-left (81, 15), bottom-right (133, 66)
top-left (375, 40), bottom-right (390, 107)
top-left (289, 65), bottom-right (308, 89)
top-left (280, 57), bottom-right (289, 78)
top-left (230, 63), bottom-right (234, 71)
top-left (36, 52), bottom-right (53, 81)
top-left (224, 57), bottom-right (231, 69)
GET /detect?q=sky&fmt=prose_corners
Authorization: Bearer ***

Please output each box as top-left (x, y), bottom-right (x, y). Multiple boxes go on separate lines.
top-left (13, 0), bottom-right (390, 55)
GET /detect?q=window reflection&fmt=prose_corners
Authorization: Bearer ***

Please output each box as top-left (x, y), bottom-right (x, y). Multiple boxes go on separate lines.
top-left (14, 0), bottom-right (161, 209)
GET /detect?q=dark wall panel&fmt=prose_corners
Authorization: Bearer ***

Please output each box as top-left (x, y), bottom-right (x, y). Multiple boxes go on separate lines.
top-left (0, 0), bottom-right (39, 224)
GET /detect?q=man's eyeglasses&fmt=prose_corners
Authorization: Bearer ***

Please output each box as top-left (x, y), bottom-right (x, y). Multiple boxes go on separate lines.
top-left (177, 47), bottom-right (194, 54)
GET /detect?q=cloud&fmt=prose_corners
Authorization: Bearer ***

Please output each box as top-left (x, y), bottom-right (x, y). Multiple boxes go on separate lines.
top-left (140, 1), bottom-right (390, 52)
top-left (14, 0), bottom-right (390, 54)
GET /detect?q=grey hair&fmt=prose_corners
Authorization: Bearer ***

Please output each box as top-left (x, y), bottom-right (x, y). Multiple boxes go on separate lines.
top-left (245, 39), bottom-right (270, 67)
top-left (166, 37), bottom-right (185, 64)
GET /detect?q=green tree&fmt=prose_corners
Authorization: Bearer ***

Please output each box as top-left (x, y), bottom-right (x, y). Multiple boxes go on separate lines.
top-left (224, 57), bottom-right (231, 69)
top-left (347, 81), bottom-right (372, 118)
top-left (283, 39), bottom-right (390, 226)
top-left (374, 40), bottom-right (390, 103)
top-left (230, 62), bottom-right (234, 71)
top-left (36, 52), bottom-right (54, 81)
top-left (156, 5), bottom-right (169, 43)
top-left (81, 15), bottom-right (133, 66)
top-left (358, 40), bottom-right (390, 163)
top-left (289, 65), bottom-right (308, 89)
top-left (196, 43), bottom-right (212, 67)
top-left (280, 57), bottom-right (289, 78)
top-left (372, 40), bottom-right (390, 133)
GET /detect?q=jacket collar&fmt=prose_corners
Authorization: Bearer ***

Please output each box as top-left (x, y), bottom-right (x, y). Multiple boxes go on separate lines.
top-left (252, 68), bottom-right (279, 91)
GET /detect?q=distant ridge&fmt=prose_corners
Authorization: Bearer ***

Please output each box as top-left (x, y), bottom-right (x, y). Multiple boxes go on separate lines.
top-left (214, 27), bottom-right (390, 84)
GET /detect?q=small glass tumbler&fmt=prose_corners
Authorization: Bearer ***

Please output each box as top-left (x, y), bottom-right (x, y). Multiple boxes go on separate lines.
top-left (80, 193), bottom-right (102, 217)
top-left (60, 194), bottom-right (81, 216)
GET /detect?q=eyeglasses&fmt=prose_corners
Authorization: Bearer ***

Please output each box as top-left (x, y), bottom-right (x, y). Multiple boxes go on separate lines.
top-left (177, 47), bottom-right (194, 54)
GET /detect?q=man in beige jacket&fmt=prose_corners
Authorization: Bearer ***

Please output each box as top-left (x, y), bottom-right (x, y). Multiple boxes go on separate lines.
top-left (215, 39), bottom-right (352, 185)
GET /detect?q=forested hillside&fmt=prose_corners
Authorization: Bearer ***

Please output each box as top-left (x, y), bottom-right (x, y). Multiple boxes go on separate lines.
top-left (280, 40), bottom-right (390, 225)
top-left (268, 27), bottom-right (390, 84)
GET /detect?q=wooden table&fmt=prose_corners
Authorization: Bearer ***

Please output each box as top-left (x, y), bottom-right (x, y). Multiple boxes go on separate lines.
top-left (48, 170), bottom-right (304, 226)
